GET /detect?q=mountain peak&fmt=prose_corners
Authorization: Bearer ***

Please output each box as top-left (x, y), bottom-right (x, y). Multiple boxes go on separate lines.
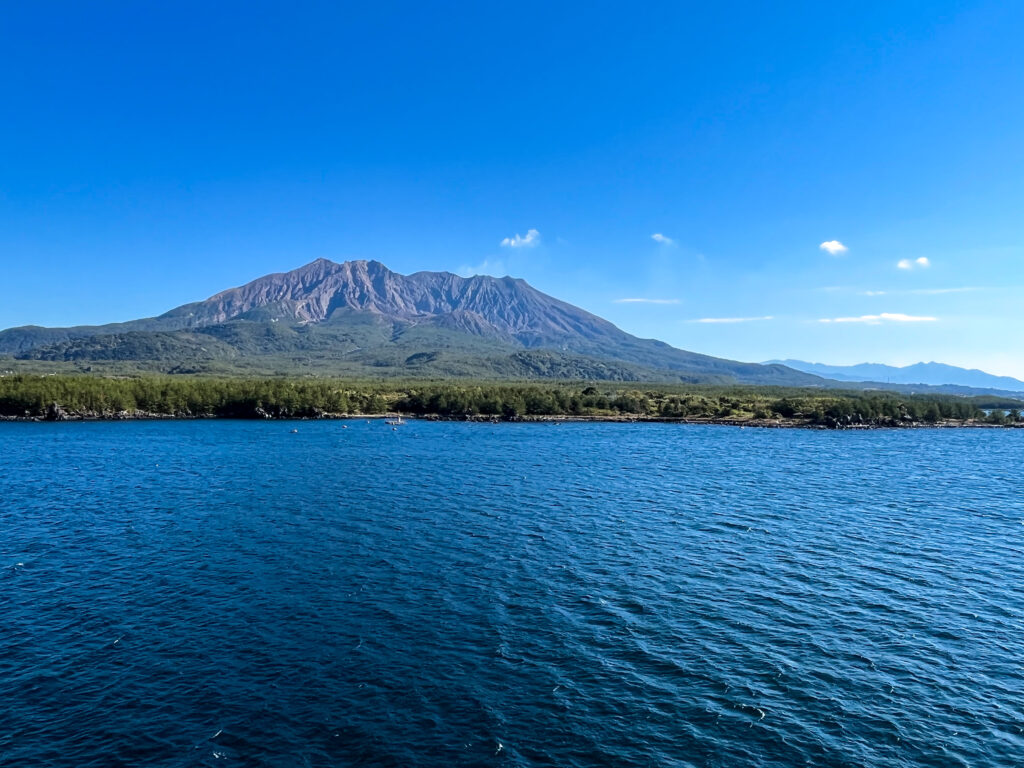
top-left (290, 257), bottom-right (393, 274)
top-left (0, 260), bottom-right (822, 386)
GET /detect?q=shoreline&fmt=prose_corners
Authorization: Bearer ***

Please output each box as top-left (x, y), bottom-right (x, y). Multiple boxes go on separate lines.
top-left (4, 376), bottom-right (1020, 430)
top-left (1, 410), bottom-right (1019, 430)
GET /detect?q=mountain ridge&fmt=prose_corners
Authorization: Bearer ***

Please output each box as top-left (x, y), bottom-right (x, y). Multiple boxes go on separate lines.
top-left (0, 259), bottom-right (822, 384)
top-left (768, 359), bottom-right (1024, 393)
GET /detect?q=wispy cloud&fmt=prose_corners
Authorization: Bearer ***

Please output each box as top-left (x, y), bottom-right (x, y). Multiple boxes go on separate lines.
top-left (820, 240), bottom-right (848, 255)
top-left (897, 256), bottom-right (930, 270)
top-left (614, 297), bottom-right (680, 305)
top-left (651, 233), bottom-right (674, 245)
top-left (457, 258), bottom-right (506, 278)
top-left (851, 286), bottom-right (979, 296)
top-left (819, 313), bottom-right (937, 324)
top-left (500, 228), bottom-right (540, 248)
top-left (910, 286), bottom-right (974, 295)
top-left (692, 316), bottom-right (774, 324)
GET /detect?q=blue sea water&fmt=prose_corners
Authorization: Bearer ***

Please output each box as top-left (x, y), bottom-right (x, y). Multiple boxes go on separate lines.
top-left (1, 420), bottom-right (1023, 767)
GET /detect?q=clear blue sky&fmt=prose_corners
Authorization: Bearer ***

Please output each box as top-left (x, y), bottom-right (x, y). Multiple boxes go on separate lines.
top-left (3, 2), bottom-right (1023, 375)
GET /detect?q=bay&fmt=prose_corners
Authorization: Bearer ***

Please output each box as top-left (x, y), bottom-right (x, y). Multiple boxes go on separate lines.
top-left (2, 421), bottom-right (1022, 766)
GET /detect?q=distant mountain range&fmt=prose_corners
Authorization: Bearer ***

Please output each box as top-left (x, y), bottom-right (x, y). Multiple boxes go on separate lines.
top-left (0, 259), bottom-right (822, 385)
top-left (768, 360), bottom-right (1024, 393)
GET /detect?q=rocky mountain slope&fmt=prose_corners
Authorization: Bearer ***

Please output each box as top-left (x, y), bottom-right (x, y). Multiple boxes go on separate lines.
top-left (1, 260), bottom-right (822, 384)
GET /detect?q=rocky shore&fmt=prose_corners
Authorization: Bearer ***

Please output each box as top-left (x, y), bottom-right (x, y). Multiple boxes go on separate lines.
top-left (1, 402), bottom-right (1018, 429)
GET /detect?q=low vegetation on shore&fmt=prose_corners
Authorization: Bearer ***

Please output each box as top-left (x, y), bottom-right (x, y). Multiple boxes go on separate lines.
top-left (2, 374), bottom-right (1022, 428)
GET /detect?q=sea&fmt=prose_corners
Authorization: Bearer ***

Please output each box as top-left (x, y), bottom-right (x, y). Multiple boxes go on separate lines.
top-left (1, 420), bottom-right (1022, 767)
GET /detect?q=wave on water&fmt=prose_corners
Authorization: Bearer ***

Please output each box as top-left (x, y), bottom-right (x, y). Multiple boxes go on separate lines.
top-left (1, 421), bottom-right (1022, 766)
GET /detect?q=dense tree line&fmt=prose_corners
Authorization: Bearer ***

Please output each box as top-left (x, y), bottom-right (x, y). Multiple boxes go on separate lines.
top-left (0, 374), bottom-right (1020, 425)
top-left (0, 376), bottom-right (389, 418)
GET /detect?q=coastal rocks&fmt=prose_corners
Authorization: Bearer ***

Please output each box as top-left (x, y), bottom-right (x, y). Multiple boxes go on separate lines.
top-left (45, 402), bottom-right (68, 421)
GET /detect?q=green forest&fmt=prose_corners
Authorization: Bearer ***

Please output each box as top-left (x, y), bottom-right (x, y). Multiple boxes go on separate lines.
top-left (1, 374), bottom-right (1022, 427)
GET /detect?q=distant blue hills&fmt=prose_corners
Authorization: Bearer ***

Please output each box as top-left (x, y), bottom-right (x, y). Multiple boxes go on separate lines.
top-left (767, 360), bottom-right (1024, 394)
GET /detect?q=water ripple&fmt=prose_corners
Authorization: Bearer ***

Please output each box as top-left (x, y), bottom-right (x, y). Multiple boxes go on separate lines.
top-left (1, 421), bottom-right (1023, 766)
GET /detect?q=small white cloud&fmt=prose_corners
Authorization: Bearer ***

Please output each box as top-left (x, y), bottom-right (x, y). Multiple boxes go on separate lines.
top-left (651, 233), bottom-right (674, 245)
top-left (819, 313), bottom-right (937, 324)
top-left (692, 316), bottom-right (774, 324)
top-left (820, 240), bottom-right (848, 255)
top-left (500, 229), bottom-right (540, 248)
top-left (897, 256), bottom-right (931, 270)
top-left (614, 298), bottom-right (680, 305)
top-left (862, 290), bottom-right (887, 296)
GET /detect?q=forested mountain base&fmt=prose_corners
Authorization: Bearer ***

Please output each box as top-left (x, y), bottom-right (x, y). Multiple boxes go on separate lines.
top-left (2, 375), bottom-right (1022, 427)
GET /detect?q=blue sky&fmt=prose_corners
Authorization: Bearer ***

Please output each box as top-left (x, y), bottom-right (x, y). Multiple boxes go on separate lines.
top-left (2, 1), bottom-right (1023, 375)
